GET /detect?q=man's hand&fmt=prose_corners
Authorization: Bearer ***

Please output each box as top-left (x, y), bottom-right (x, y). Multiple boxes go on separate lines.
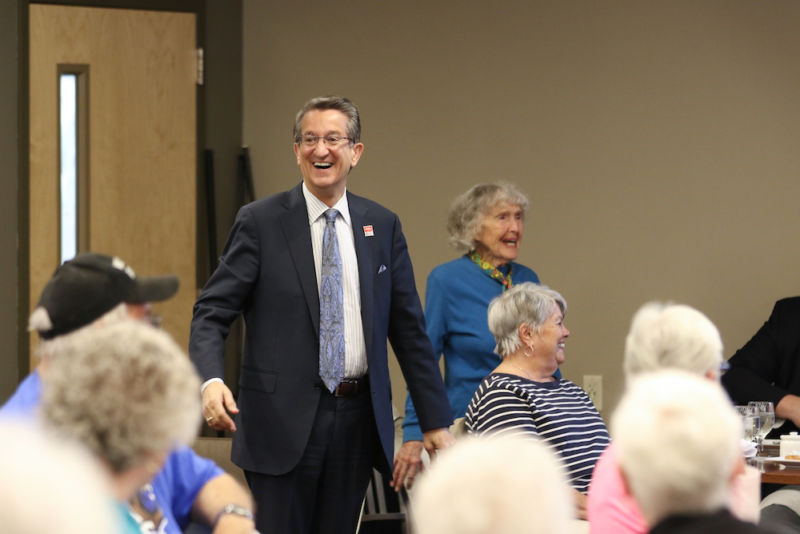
top-left (776, 394), bottom-right (800, 428)
top-left (422, 427), bottom-right (455, 459)
top-left (391, 440), bottom-right (424, 491)
top-left (203, 381), bottom-right (239, 432)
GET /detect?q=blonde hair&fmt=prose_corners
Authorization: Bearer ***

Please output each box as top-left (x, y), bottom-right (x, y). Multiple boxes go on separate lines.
top-left (0, 420), bottom-right (116, 534)
top-left (623, 302), bottom-right (723, 382)
top-left (613, 370), bottom-right (740, 525)
top-left (412, 434), bottom-right (575, 534)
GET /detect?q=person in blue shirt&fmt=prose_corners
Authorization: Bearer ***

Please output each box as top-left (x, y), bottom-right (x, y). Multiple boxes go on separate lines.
top-left (392, 183), bottom-right (554, 490)
top-left (1, 253), bottom-right (255, 534)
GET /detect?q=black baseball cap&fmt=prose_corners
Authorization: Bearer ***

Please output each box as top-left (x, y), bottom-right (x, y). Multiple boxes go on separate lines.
top-left (32, 253), bottom-right (179, 339)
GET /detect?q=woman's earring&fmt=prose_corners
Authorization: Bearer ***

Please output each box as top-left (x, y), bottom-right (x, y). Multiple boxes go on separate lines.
top-left (524, 344), bottom-right (535, 358)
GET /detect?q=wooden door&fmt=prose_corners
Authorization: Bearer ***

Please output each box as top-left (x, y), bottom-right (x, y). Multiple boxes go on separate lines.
top-left (29, 5), bottom-right (197, 364)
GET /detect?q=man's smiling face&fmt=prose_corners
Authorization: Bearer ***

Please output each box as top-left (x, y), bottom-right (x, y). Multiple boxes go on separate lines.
top-left (293, 109), bottom-right (364, 206)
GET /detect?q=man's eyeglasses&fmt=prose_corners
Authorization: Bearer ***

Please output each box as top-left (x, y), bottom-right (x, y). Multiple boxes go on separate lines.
top-left (297, 135), bottom-right (352, 148)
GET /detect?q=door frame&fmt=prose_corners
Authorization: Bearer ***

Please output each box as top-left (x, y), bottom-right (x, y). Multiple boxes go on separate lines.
top-left (19, 0), bottom-right (206, 379)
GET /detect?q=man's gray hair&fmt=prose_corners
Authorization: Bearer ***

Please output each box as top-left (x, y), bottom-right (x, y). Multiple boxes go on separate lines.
top-left (623, 302), bottom-right (723, 382)
top-left (41, 320), bottom-right (201, 473)
top-left (447, 182), bottom-right (529, 252)
top-left (31, 302), bottom-right (130, 364)
top-left (488, 282), bottom-right (566, 358)
top-left (411, 434), bottom-right (575, 534)
top-left (612, 370), bottom-right (741, 525)
top-left (293, 95), bottom-right (361, 143)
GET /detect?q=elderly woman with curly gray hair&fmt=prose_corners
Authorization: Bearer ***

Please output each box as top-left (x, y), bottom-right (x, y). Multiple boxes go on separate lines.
top-left (392, 183), bottom-right (547, 490)
top-left (465, 282), bottom-right (610, 519)
top-left (40, 320), bottom-right (204, 534)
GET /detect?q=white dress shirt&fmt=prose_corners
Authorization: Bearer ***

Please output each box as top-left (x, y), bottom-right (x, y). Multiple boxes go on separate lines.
top-left (200, 184), bottom-right (370, 393)
top-left (302, 183), bottom-right (368, 379)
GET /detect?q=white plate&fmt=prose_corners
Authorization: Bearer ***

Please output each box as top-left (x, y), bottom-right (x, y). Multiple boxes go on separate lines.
top-left (764, 456), bottom-right (800, 465)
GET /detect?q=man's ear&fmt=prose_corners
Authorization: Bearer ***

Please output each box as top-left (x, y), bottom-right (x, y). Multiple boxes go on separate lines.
top-left (349, 142), bottom-right (364, 167)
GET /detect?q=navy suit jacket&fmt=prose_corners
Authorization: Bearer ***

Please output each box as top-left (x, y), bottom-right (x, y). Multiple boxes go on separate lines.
top-left (190, 183), bottom-right (451, 475)
top-left (722, 297), bottom-right (800, 436)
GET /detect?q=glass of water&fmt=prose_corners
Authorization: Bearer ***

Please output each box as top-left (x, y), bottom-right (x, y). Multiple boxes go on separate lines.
top-left (748, 401), bottom-right (775, 452)
top-left (735, 405), bottom-right (760, 447)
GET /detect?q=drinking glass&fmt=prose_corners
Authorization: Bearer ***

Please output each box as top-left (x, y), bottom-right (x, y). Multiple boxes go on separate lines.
top-left (735, 405), bottom-right (760, 446)
top-left (748, 401), bottom-right (775, 452)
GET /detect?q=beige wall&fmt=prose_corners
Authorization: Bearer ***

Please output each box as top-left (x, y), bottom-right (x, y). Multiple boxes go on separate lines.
top-left (243, 0), bottom-right (800, 418)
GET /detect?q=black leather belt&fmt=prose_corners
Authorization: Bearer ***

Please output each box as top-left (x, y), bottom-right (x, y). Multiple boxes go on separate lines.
top-left (320, 377), bottom-right (369, 397)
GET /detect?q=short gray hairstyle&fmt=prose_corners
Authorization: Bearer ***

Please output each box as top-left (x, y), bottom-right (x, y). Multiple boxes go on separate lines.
top-left (623, 302), bottom-right (723, 382)
top-left (0, 420), bottom-right (116, 534)
top-left (488, 282), bottom-right (566, 358)
top-left (612, 370), bottom-right (741, 525)
top-left (293, 95), bottom-right (361, 143)
top-left (447, 182), bottom-right (530, 252)
top-left (41, 320), bottom-right (202, 473)
top-left (411, 434), bottom-right (575, 534)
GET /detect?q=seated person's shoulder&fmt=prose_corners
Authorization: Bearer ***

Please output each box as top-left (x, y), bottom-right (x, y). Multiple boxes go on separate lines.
top-left (162, 446), bottom-right (224, 482)
top-left (775, 296), bottom-right (800, 316)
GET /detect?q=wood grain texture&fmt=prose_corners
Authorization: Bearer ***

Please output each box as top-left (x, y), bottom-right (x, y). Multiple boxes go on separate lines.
top-left (30, 5), bottom-right (196, 362)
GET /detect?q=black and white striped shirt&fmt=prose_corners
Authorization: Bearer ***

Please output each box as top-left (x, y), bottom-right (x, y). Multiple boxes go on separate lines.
top-left (465, 373), bottom-right (610, 493)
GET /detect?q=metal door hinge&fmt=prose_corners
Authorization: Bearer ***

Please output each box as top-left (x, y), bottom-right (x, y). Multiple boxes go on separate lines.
top-left (196, 48), bottom-right (204, 86)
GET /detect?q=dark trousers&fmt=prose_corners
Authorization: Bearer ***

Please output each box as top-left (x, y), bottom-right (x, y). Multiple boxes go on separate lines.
top-left (245, 386), bottom-right (378, 534)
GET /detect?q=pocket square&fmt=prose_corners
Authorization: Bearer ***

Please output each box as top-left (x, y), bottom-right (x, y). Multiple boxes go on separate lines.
top-left (377, 264), bottom-right (387, 274)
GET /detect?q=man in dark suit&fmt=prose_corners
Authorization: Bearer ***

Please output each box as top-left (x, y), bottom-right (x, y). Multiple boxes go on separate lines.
top-left (723, 297), bottom-right (800, 436)
top-left (189, 96), bottom-right (453, 534)
top-left (722, 297), bottom-right (800, 533)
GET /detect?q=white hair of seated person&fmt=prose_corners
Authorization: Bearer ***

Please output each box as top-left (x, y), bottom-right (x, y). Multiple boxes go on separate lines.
top-left (411, 434), bottom-right (576, 534)
top-left (623, 302), bottom-right (723, 382)
top-left (41, 320), bottom-right (202, 476)
top-left (613, 370), bottom-right (742, 526)
top-left (0, 420), bottom-right (116, 534)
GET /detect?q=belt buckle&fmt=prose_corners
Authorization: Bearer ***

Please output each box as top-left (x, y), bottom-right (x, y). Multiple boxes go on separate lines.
top-left (334, 379), bottom-right (359, 397)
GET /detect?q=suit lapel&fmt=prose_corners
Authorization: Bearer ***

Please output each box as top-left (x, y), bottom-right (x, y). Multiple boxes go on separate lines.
top-left (349, 193), bottom-right (374, 357)
top-left (280, 184), bottom-right (320, 337)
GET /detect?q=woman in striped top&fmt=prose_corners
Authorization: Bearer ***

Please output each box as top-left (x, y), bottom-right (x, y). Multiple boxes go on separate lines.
top-left (465, 282), bottom-right (610, 519)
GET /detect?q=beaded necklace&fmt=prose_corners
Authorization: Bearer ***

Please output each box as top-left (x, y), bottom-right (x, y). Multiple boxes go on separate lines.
top-left (468, 251), bottom-right (513, 290)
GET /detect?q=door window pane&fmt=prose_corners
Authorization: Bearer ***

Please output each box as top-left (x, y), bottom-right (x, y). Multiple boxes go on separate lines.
top-left (59, 73), bottom-right (77, 264)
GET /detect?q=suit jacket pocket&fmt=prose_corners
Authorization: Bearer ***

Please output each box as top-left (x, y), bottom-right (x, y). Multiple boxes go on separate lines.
top-left (239, 368), bottom-right (277, 393)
